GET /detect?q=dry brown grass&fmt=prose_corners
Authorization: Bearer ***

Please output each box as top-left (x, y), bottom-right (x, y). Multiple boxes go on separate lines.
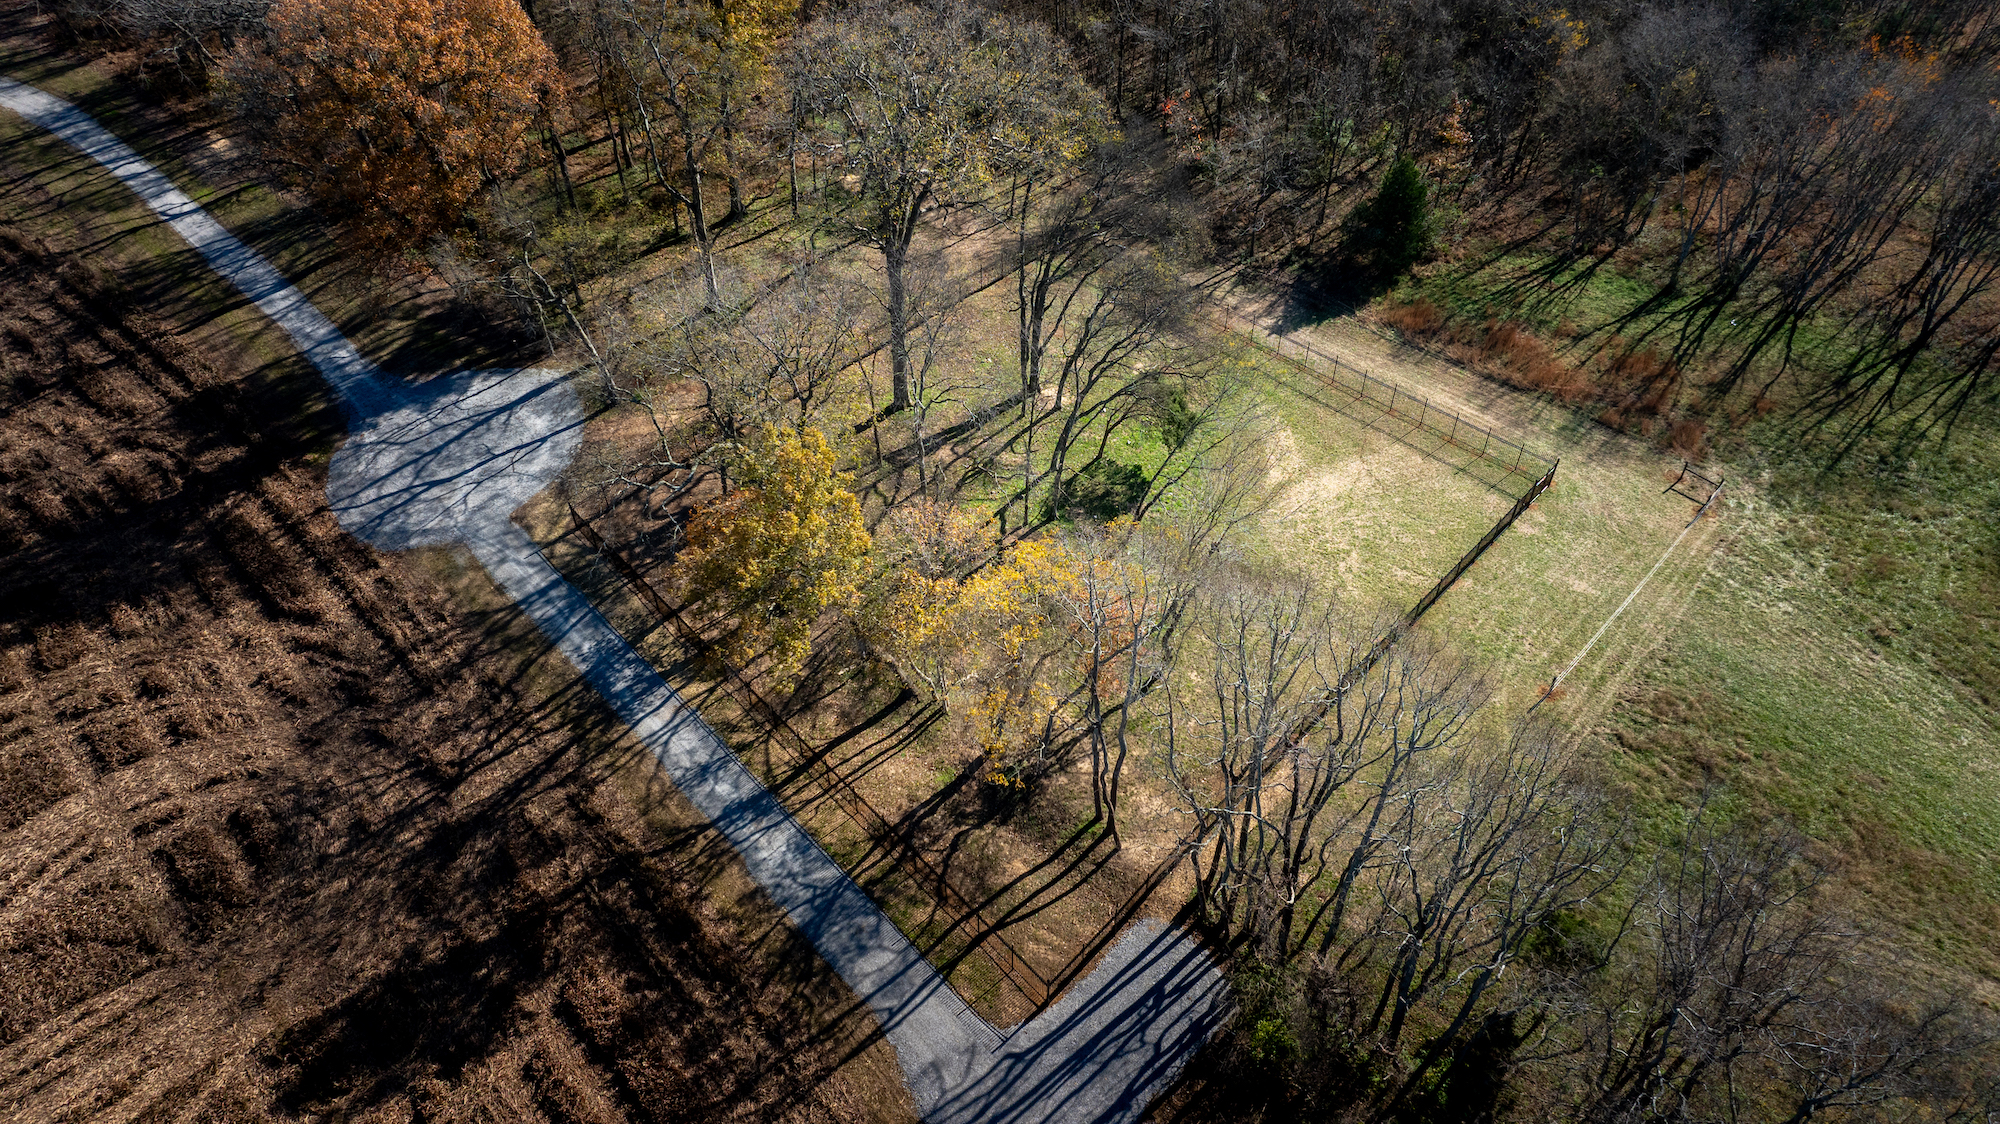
top-left (1378, 299), bottom-right (1721, 451)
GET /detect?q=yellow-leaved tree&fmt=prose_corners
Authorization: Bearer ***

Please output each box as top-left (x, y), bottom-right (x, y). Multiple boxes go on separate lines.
top-left (869, 519), bottom-right (1200, 829)
top-left (871, 530), bottom-right (1103, 788)
top-left (670, 425), bottom-right (871, 683)
top-left (865, 498), bottom-right (993, 699)
top-left (228, 0), bottom-right (563, 251)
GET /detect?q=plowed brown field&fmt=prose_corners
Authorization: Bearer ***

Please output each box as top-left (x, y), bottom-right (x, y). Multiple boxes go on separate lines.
top-left (0, 221), bottom-right (896, 1122)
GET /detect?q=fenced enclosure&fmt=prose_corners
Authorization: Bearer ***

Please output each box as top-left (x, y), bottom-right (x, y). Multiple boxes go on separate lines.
top-left (1236, 320), bottom-right (1558, 496)
top-left (1406, 458), bottom-right (1560, 627)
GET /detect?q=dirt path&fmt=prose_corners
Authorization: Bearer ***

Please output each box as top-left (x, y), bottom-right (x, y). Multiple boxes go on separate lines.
top-left (0, 76), bottom-right (1229, 1124)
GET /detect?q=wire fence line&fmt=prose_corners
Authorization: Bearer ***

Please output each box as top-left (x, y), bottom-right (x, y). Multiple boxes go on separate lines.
top-left (1220, 314), bottom-right (1557, 493)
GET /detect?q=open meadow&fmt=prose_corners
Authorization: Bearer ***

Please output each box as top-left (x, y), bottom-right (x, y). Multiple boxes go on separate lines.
top-left (1222, 278), bottom-right (2000, 982)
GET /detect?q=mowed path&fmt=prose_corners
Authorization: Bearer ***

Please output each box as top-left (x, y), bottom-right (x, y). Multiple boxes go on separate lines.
top-left (0, 77), bottom-right (1228, 1124)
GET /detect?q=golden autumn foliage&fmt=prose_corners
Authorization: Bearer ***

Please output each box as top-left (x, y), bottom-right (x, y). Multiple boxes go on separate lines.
top-left (229, 0), bottom-right (561, 251)
top-left (869, 527), bottom-right (1152, 787)
top-left (670, 425), bottom-right (872, 683)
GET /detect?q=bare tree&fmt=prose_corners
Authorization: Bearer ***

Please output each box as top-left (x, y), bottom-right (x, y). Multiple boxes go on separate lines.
top-left (1798, 89), bottom-right (2000, 459)
top-left (786, 3), bottom-right (1107, 412)
top-left (1358, 721), bottom-right (1621, 1108)
top-left (595, 255), bottom-right (858, 503)
top-left (1581, 812), bottom-right (1846, 1124)
top-left (1164, 573), bottom-right (1485, 962)
top-left (1005, 251), bottom-right (1206, 526)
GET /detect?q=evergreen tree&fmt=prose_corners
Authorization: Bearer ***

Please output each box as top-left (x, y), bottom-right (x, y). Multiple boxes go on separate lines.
top-left (1344, 155), bottom-right (1435, 280)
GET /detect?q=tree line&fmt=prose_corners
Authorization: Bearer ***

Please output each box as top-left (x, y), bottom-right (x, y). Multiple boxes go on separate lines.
top-left (43, 0), bottom-right (2000, 1114)
top-left (988, 0), bottom-right (2000, 456)
top-left (69, 0), bottom-right (2000, 453)
top-left (862, 497), bottom-right (2000, 1122)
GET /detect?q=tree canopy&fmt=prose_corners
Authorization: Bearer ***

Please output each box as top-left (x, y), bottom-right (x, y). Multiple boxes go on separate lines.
top-left (228, 0), bottom-right (562, 251)
top-left (669, 424), bottom-right (872, 682)
top-left (785, 4), bottom-right (1109, 411)
top-left (1343, 154), bottom-right (1435, 282)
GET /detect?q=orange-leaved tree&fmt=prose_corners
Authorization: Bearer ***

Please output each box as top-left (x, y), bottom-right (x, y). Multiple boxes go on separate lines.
top-left (228, 0), bottom-right (562, 251)
top-left (670, 425), bottom-right (872, 683)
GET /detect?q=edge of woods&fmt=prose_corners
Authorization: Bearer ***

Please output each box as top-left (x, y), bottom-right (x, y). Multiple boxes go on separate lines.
top-left (11, 0), bottom-right (2000, 1119)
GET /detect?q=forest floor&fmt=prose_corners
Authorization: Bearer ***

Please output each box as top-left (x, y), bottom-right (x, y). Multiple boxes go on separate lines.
top-left (0, 13), bottom-right (919, 1123)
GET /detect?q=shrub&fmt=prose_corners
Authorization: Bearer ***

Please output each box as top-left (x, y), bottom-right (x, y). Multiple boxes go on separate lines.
top-left (1050, 459), bottom-right (1149, 523)
top-left (1384, 298), bottom-right (1446, 337)
top-left (1669, 418), bottom-right (1709, 459)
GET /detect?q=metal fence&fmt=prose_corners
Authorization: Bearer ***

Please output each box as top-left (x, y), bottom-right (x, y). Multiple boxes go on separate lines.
top-left (1231, 318), bottom-right (1557, 492)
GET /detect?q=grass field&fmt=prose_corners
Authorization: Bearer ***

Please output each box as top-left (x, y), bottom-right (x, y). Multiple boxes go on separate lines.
top-left (1218, 275), bottom-right (2000, 987)
top-left (1217, 288), bottom-right (1716, 717)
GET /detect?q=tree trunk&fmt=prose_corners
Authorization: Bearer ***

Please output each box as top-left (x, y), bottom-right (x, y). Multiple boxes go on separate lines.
top-left (720, 85), bottom-right (746, 222)
top-left (884, 239), bottom-right (912, 412)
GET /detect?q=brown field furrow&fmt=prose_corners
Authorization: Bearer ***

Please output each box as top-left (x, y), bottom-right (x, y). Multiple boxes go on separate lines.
top-left (0, 974), bottom-right (183, 1099)
top-left (0, 824), bottom-right (91, 919)
top-left (0, 202), bottom-right (896, 1121)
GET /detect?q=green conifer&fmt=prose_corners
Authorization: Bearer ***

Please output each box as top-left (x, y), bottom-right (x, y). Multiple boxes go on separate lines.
top-left (1345, 155), bottom-right (1435, 280)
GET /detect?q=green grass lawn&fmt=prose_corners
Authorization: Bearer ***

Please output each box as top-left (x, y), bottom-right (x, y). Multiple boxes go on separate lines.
top-left (1591, 431), bottom-right (2000, 973)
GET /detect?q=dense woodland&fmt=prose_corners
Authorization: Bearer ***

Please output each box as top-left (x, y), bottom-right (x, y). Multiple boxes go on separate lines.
top-left (29, 0), bottom-right (2000, 1118)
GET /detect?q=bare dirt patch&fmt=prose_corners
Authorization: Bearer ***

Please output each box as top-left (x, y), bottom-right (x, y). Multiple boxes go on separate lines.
top-left (0, 220), bottom-right (907, 1121)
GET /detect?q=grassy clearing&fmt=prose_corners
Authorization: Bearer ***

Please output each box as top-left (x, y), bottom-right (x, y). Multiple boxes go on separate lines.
top-left (1589, 431), bottom-right (2000, 976)
top-left (1223, 271), bottom-right (2000, 985)
top-left (1217, 288), bottom-right (1711, 717)
top-left (1395, 231), bottom-right (1882, 409)
top-left (1247, 367), bottom-right (1512, 619)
